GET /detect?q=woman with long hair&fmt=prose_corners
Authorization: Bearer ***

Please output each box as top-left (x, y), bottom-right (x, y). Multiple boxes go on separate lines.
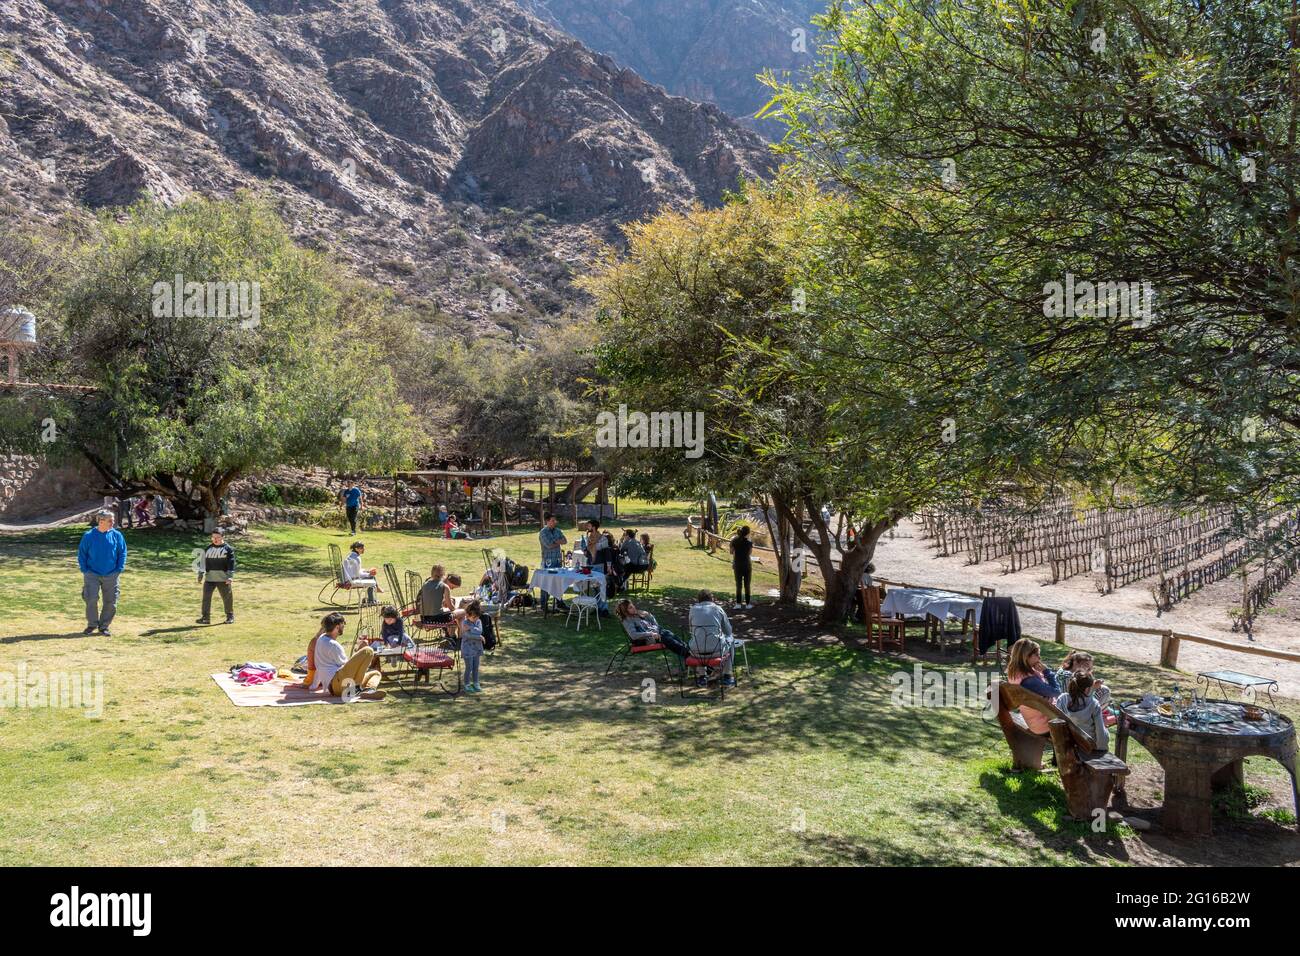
top-left (1005, 638), bottom-right (1060, 737)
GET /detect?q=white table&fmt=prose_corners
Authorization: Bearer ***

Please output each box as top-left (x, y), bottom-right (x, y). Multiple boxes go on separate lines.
top-left (881, 587), bottom-right (984, 652)
top-left (881, 587), bottom-right (983, 622)
top-left (530, 568), bottom-right (607, 605)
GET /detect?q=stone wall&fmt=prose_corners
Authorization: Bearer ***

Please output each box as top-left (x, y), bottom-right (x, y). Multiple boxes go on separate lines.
top-left (0, 452), bottom-right (102, 522)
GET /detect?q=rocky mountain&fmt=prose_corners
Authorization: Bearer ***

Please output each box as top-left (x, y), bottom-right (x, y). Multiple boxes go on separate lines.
top-left (519, 0), bottom-right (828, 136)
top-left (0, 0), bottom-right (776, 337)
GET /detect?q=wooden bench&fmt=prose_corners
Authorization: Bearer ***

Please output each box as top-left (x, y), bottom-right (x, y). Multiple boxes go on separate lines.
top-left (992, 680), bottom-right (1129, 821)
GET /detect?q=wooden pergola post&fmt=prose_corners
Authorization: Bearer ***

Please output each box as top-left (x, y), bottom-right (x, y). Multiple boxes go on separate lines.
top-left (569, 474), bottom-right (577, 528)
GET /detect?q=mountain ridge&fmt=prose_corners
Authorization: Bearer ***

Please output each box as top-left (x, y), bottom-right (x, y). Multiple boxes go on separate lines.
top-left (0, 0), bottom-right (777, 336)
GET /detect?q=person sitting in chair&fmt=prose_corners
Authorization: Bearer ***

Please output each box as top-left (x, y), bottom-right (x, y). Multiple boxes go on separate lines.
top-left (310, 612), bottom-right (382, 697)
top-left (444, 513), bottom-right (473, 540)
top-left (686, 590), bottom-right (737, 688)
top-left (615, 599), bottom-right (688, 658)
top-left (1056, 672), bottom-right (1109, 753)
top-left (341, 541), bottom-right (381, 604)
top-left (619, 529), bottom-right (649, 582)
top-left (419, 565), bottom-right (454, 623)
top-left (1006, 638), bottom-right (1060, 740)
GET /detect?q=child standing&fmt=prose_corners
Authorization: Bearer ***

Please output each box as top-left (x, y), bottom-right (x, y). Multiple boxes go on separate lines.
top-left (457, 600), bottom-right (486, 693)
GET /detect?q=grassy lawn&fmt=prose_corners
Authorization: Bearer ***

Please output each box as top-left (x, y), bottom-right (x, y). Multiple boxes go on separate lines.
top-left (1, 506), bottom-right (1296, 866)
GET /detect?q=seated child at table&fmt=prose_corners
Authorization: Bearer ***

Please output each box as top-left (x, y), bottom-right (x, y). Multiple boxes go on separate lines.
top-left (379, 605), bottom-right (414, 648)
top-left (1055, 672), bottom-right (1109, 752)
top-left (1054, 650), bottom-right (1110, 707)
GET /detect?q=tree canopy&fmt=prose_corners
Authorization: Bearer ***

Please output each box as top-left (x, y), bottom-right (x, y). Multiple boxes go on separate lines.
top-left (761, 0), bottom-right (1300, 509)
top-left (1, 195), bottom-right (426, 518)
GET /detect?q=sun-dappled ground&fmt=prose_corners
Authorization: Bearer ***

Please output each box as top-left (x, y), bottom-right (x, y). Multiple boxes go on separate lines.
top-left (2, 505), bottom-right (1297, 865)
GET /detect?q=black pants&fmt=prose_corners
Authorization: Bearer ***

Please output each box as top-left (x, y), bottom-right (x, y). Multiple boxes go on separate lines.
top-left (734, 563), bottom-right (752, 604)
top-left (202, 581), bottom-right (233, 619)
top-left (346, 505), bottom-right (358, 534)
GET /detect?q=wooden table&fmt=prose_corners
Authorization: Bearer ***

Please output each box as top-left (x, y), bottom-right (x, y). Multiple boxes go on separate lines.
top-left (1115, 700), bottom-right (1299, 835)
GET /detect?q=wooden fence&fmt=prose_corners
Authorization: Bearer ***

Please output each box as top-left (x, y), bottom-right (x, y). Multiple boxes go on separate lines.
top-left (685, 516), bottom-right (1300, 673)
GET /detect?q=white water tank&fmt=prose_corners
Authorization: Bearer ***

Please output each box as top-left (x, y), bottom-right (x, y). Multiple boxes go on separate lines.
top-left (0, 306), bottom-right (36, 346)
top-left (1, 306), bottom-right (36, 383)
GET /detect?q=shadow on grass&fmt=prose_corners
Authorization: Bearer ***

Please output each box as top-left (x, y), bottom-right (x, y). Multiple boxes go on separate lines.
top-left (0, 527), bottom-right (323, 578)
top-left (976, 764), bottom-right (1132, 864)
top-left (0, 631), bottom-right (90, 645)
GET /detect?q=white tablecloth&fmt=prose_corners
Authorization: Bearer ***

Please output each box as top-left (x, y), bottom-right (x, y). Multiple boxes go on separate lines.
top-left (530, 569), bottom-right (607, 602)
top-left (881, 587), bottom-right (983, 622)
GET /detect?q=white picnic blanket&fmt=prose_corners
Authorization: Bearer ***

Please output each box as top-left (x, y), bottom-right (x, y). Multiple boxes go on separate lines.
top-left (530, 568), bottom-right (607, 602)
top-left (881, 587), bottom-right (983, 622)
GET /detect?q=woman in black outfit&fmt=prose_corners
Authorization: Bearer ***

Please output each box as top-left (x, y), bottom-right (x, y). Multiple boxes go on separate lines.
top-left (730, 525), bottom-right (754, 608)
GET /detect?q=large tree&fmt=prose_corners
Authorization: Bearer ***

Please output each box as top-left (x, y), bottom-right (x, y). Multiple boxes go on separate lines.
top-left (0, 195), bottom-right (426, 521)
top-left (762, 0), bottom-right (1300, 507)
top-left (586, 181), bottom-right (1019, 623)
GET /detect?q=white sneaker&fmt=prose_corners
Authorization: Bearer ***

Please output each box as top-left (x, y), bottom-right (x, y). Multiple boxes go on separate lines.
top-left (745, 603), bottom-right (754, 609)
top-left (733, 603), bottom-right (745, 610)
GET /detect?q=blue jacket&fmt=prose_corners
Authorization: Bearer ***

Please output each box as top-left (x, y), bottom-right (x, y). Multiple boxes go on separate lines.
top-left (78, 527), bottom-right (127, 576)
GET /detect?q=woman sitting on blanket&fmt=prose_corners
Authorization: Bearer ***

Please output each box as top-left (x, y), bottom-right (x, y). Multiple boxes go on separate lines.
top-left (309, 611), bottom-right (381, 697)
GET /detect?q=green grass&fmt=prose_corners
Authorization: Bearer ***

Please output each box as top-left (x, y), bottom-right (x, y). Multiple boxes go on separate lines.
top-left (0, 509), bottom-right (1294, 865)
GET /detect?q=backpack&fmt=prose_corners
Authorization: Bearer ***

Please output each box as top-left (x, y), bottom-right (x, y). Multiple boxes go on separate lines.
top-left (482, 614), bottom-right (498, 651)
top-left (506, 559), bottom-right (529, 588)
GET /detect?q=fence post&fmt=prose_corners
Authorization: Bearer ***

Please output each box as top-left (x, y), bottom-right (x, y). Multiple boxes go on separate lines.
top-left (1054, 611), bottom-right (1065, 645)
top-left (1159, 630), bottom-right (1180, 669)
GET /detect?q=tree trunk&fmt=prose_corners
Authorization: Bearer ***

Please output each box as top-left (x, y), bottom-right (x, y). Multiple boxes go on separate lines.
top-left (770, 491), bottom-right (893, 624)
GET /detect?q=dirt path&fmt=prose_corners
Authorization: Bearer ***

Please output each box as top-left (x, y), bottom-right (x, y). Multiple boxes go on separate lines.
top-left (871, 518), bottom-right (1300, 694)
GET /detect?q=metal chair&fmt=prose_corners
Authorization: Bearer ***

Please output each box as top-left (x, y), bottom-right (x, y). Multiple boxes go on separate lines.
top-left (605, 622), bottom-right (679, 679)
top-left (384, 563), bottom-right (409, 612)
top-left (317, 543), bottom-right (363, 609)
top-left (390, 607), bottom-right (461, 696)
top-left (565, 577), bottom-right (601, 631)
top-left (680, 621), bottom-right (737, 700)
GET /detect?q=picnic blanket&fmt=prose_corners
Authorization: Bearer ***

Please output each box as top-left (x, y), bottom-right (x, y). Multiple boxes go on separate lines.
top-left (210, 672), bottom-right (380, 707)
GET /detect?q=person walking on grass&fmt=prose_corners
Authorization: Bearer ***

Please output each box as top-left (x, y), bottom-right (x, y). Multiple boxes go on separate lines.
top-left (196, 528), bottom-right (236, 625)
top-left (78, 509), bottom-right (127, 636)
top-left (341, 482), bottom-right (364, 535)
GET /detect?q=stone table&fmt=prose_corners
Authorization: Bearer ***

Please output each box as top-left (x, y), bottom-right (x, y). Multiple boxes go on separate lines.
top-left (1115, 700), bottom-right (1299, 835)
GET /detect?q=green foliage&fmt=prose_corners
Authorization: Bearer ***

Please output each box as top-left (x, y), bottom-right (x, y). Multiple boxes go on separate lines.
top-left (585, 179), bottom-right (1029, 618)
top-left (763, 0), bottom-right (1300, 509)
top-left (1, 194), bottom-right (427, 515)
top-left (256, 483), bottom-right (333, 507)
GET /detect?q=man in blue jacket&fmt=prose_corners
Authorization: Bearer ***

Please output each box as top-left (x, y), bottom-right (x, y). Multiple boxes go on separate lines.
top-left (78, 509), bottom-right (127, 636)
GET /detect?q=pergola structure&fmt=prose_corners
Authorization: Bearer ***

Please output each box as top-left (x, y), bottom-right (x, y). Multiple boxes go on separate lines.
top-left (392, 469), bottom-right (611, 533)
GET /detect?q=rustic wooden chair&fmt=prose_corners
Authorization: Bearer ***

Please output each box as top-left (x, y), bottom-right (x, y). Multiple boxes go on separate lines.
top-left (992, 681), bottom-right (1129, 821)
top-left (861, 584), bottom-right (905, 652)
top-left (624, 544), bottom-right (654, 592)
